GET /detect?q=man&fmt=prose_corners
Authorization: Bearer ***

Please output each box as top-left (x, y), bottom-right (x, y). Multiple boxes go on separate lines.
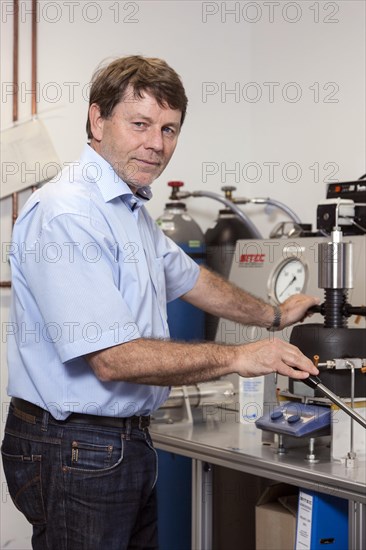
top-left (2, 56), bottom-right (319, 549)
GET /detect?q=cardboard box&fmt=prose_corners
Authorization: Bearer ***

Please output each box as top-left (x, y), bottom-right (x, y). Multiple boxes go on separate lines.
top-left (256, 484), bottom-right (298, 550)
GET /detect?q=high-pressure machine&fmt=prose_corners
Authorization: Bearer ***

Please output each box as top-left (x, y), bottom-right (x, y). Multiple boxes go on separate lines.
top-left (154, 180), bottom-right (366, 550)
top-left (155, 179), bottom-right (366, 467)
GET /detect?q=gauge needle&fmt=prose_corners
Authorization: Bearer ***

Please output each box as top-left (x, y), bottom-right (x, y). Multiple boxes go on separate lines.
top-left (279, 275), bottom-right (296, 297)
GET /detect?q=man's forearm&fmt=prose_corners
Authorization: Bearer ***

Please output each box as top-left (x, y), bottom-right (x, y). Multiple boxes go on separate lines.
top-left (182, 266), bottom-right (274, 327)
top-left (182, 266), bottom-right (319, 330)
top-left (87, 335), bottom-right (319, 386)
top-left (87, 338), bottom-right (235, 385)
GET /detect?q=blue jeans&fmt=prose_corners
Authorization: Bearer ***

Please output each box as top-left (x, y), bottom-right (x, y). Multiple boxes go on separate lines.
top-left (1, 403), bottom-right (158, 550)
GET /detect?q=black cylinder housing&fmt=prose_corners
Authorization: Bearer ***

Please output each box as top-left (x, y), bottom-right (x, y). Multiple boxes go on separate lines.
top-left (289, 323), bottom-right (366, 397)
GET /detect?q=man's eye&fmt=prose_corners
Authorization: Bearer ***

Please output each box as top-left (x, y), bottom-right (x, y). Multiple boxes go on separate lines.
top-left (163, 127), bottom-right (175, 135)
top-left (133, 122), bottom-right (146, 128)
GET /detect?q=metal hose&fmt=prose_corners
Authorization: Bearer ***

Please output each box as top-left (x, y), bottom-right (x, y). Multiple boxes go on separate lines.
top-left (178, 190), bottom-right (263, 238)
top-left (247, 198), bottom-right (302, 224)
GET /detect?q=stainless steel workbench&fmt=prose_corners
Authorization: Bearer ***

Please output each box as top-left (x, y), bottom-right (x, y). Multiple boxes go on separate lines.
top-left (150, 415), bottom-right (366, 550)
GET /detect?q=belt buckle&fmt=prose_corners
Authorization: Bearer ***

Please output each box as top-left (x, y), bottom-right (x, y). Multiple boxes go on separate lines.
top-left (138, 416), bottom-right (149, 429)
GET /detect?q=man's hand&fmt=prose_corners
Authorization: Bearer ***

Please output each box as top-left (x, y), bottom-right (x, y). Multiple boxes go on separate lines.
top-left (279, 294), bottom-right (321, 329)
top-left (233, 338), bottom-right (319, 380)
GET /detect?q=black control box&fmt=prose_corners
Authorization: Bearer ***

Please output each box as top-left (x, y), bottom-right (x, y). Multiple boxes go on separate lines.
top-left (326, 181), bottom-right (366, 202)
top-left (317, 182), bottom-right (366, 234)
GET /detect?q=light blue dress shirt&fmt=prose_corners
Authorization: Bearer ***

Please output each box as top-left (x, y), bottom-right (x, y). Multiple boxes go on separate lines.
top-left (6, 144), bottom-right (200, 419)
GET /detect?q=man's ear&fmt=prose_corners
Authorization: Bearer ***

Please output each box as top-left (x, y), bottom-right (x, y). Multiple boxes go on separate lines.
top-left (89, 103), bottom-right (104, 141)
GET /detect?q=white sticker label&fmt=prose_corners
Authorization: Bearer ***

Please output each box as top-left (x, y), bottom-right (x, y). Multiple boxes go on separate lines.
top-left (295, 492), bottom-right (313, 549)
top-left (160, 222), bottom-right (175, 231)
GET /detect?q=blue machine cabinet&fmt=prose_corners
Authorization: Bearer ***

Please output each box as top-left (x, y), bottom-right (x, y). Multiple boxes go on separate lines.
top-left (156, 450), bottom-right (192, 550)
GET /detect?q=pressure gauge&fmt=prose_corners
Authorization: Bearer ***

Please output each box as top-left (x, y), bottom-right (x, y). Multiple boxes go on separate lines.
top-left (269, 258), bottom-right (307, 304)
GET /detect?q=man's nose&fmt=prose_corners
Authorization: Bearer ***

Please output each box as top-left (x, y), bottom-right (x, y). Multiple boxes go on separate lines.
top-left (144, 128), bottom-right (164, 151)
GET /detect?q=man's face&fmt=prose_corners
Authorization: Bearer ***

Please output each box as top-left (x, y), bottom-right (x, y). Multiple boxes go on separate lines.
top-left (89, 87), bottom-right (182, 193)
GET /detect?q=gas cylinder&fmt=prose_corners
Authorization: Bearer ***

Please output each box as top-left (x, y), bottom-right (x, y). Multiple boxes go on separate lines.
top-left (205, 186), bottom-right (258, 340)
top-left (156, 181), bottom-right (206, 341)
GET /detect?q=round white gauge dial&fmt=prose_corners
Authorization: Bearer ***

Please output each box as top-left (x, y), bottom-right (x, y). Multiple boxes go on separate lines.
top-left (272, 258), bottom-right (307, 303)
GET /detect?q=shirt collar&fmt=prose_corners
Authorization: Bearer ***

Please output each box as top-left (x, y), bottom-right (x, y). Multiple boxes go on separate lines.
top-left (80, 144), bottom-right (152, 207)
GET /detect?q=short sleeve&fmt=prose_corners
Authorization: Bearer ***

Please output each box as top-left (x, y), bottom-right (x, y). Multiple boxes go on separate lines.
top-left (18, 213), bottom-right (141, 362)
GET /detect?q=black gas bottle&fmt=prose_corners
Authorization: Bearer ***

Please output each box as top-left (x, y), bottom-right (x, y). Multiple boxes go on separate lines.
top-left (205, 186), bottom-right (258, 340)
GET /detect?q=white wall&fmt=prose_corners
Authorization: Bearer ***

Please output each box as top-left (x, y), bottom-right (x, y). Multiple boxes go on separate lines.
top-left (1, 1), bottom-right (365, 547)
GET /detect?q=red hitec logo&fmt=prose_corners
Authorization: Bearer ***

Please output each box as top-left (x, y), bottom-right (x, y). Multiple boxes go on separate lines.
top-left (239, 253), bottom-right (265, 265)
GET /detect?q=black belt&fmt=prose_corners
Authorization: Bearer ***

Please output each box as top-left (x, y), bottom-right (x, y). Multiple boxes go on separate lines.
top-left (11, 398), bottom-right (150, 430)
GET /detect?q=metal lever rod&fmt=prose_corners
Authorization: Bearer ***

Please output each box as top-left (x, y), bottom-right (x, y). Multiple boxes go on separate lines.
top-left (316, 382), bottom-right (366, 429)
top-left (304, 376), bottom-right (366, 430)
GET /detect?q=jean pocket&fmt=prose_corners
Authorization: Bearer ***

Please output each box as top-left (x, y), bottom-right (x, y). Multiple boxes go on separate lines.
top-left (62, 434), bottom-right (124, 475)
top-left (1, 447), bottom-right (46, 525)
top-left (144, 432), bottom-right (158, 490)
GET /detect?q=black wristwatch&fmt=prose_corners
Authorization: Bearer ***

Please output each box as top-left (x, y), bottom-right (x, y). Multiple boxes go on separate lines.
top-left (268, 306), bottom-right (282, 331)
